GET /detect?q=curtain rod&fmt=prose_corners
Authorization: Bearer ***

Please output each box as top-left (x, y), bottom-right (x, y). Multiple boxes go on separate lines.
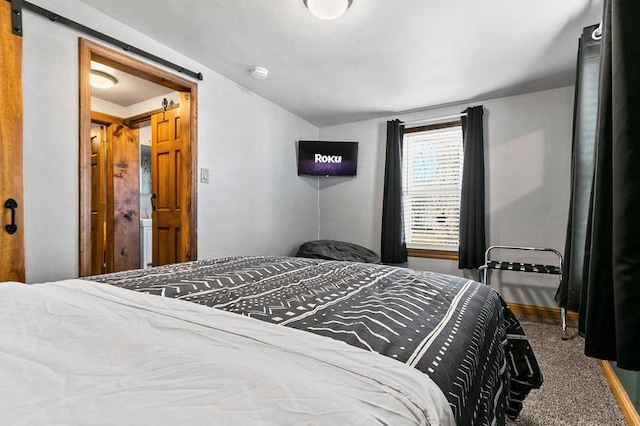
top-left (402, 112), bottom-right (467, 127)
top-left (8, 0), bottom-right (203, 81)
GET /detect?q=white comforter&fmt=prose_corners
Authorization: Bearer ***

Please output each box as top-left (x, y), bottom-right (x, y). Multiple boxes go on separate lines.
top-left (0, 280), bottom-right (454, 425)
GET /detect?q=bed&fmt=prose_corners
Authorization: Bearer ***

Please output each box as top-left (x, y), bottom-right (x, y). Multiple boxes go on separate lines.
top-left (0, 256), bottom-right (541, 425)
top-left (0, 279), bottom-right (453, 425)
top-left (86, 256), bottom-right (542, 425)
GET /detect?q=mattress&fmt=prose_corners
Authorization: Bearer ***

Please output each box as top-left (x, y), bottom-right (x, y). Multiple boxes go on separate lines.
top-left (89, 256), bottom-right (543, 425)
top-left (0, 280), bottom-right (454, 425)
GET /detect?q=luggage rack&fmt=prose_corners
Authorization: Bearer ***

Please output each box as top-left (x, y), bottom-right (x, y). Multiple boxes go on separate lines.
top-left (478, 245), bottom-right (568, 340)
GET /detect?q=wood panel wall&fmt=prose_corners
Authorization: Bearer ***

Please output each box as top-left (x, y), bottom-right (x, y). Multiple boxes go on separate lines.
top-left (109, 124), bottom-right (139, 272)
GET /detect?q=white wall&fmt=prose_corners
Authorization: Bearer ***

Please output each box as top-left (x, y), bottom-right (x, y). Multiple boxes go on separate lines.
top-left (318, 86), bottom-right (574, 307)
top-left (91, 92), bottom-right (181, 118)
top-left (124, 92), bottom-right (181, 117)
top-left (22, 0), bottom-right (319, 283)
top-left (91, 97), bottom-right (127, 117)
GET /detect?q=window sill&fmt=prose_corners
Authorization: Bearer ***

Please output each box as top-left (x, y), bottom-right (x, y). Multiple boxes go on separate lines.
top-left (407, 248), bottom-right (459, 261)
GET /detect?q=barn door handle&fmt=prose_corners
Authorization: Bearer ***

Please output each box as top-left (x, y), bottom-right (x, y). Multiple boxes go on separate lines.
top-left (4, 198), bottom-right (18, 235)
top-left (151, 193), bottom-right (157, 211)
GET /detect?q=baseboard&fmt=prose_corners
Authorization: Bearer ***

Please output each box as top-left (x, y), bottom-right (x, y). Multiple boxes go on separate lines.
top-left (599, 360), bottom-right (640, 426)
top-left (507, 302), bottom-right (579, 324)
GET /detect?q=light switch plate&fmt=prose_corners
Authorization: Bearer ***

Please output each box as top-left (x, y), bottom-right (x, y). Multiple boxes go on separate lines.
top-left (200, 168), bottom-right (210, 184)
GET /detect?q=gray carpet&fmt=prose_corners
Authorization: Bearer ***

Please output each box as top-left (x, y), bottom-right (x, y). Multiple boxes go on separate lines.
top-left (508, 319), bottom-right (626, 425)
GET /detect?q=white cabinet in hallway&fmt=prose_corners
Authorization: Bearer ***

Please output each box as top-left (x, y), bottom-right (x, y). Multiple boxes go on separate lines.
top-left (140, 219), bottom-right (152, 269)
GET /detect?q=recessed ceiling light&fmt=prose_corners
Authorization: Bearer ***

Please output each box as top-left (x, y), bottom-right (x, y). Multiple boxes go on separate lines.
top-left (90, 70), bottom-right (118, 89)
top-left (303, 0), bottom-right (353, 20)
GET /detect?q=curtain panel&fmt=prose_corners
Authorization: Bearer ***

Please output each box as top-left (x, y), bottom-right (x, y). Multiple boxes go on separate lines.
top-left (381, 120), bottom-right (407, 264)
top-left (579, 0), bottom-right (640, 370)
top-left (458, 106), bottom-right (486, 269)
top-left (556, 24), bottom-right (602, 313)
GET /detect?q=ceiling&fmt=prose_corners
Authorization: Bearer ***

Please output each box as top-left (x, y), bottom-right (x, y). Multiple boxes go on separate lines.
top-left (77, 0), bottom-right (602, 126)
top-left (90, 61), bottom-right (174, 106)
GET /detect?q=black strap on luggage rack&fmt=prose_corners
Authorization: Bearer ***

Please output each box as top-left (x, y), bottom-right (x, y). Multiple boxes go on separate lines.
top-left (478, 245), bottom-right (568, 340)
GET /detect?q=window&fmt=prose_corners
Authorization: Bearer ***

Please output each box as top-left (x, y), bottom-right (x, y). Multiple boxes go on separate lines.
top-left (402, 122), bottom-right (463, 258)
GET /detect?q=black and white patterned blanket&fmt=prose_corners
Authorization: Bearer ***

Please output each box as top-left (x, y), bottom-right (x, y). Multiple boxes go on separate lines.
top-left (88, 256), bottom-right (542, 425)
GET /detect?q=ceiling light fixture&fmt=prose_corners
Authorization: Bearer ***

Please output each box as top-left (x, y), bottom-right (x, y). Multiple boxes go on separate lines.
top-left (303, 0), bottom-right (353, 20)
top-left (250, 66), bottom-right (269, 79)
top-left (90, 70), bottom-right (118, 89)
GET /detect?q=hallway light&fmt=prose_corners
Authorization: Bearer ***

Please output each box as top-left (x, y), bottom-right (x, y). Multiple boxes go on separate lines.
top-left (90, 70), bottom-right (118, 89)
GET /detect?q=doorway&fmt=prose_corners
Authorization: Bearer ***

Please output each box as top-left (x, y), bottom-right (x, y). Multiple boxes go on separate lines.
top-left (79, 39), bottom-right (198, 277)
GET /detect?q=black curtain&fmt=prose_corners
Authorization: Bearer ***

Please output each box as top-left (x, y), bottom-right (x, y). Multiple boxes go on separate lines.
top-left (555, 24), bottom-right (602, 312)
top-left (381, 120), bottom-right (407, 264)
top-left (458, 106), bottom-right (486, 269)
top-left (579, 0), bottom-right (640, 370)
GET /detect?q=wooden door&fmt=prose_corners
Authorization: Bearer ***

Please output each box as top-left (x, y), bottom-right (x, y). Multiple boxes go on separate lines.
top-left (151, 97), bottom-right (191, 266)
top-left (108, 124), bottom-right (140, 272)
top-left (90, 125), bottom-right (107, 275)
top-left (0, 2), bottom-right (25, 282)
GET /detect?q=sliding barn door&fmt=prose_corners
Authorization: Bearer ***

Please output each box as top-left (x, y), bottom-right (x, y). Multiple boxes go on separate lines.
top-left (0, 2), bottom-right (25, 282)
top-left (151, 97), bottom-right (191, 266)
top-left (108, 124), bottom-right (140, 272)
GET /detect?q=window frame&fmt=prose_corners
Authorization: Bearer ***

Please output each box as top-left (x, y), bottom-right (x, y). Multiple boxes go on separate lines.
top-left (403, 120), bottom-right (462, 260)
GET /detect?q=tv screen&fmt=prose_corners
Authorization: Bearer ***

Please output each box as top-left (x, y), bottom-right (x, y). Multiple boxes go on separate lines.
top-left (297, 141), bottom-right (358, 177)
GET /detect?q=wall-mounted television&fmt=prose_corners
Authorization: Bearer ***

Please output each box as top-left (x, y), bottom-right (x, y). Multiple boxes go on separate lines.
top-left (297, 141), bottom-right (358, 177)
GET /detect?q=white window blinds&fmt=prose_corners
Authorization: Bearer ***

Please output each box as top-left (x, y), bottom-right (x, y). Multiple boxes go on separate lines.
top-left (402, 126), bottom-right (463, 251)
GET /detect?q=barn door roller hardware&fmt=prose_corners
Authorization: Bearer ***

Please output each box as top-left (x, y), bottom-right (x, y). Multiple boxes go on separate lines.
top-left (8, 0), bottom-right (22, 36)
top-left (5, 0), bottom-right (203, 81)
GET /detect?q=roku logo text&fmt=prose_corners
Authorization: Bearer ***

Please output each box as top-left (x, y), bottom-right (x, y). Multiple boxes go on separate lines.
top-left (315, 154), bottom-right (342, 164)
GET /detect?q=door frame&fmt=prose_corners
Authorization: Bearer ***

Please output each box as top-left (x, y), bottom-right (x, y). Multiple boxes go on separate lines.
top-left (79, 38), bottom-right (198, 277)
top-left (89, 120), bottom-right (110, 275)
